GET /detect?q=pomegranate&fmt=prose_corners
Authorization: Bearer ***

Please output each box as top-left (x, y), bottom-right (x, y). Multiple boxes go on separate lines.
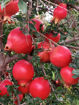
top-left (0, 84), bottom-right (8, 96)
top-left (4, 0), bottom-right (19, 17)
top-left (4, 27), bottom-right (32, 54)
top-left (60, 66), bottom-right (79, 86)
top-left (29, 77), bottom-right (51, 100)
top-left (37, 41), bottom-right (55, 62)
top-left (45, 33), bottom-right (60, 43)
top-left (12, 60), bottom-right (34, 81)
top-left (3, 0), bottom-right (19, 22)
top-left (18, 81), bottom-right (31, 94)
top-left (1, 79), bottom-right (13, 86)
top-left (50, 46), bottom-right (72, 67)
top-left (53, 3), bottom-right (67, 24)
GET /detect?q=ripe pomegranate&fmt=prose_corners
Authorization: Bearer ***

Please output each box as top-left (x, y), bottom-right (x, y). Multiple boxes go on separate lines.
top-left (0, 84), bottom-right (8, 96)
top-left (3, 0), bottom-right (19, 22)
top-left (4, 0), bottom-right (19, 17)
top-left (38, 51), bottom-right (50, 62)
top-left (50, 46), bottom-right (72, 67)
top-left (32, 18), bottom-right (44, 32)
top-left (14, 94), bottom-right (23, 105)
top-left (29, 77), bottom-right (51, 100)
top-left (18, 81), bottom-right (31, 94)
top-left (4, 27), bottom-right (32, 54)
top-left (45, 33), bottom-right (60, 43)
top-left (53, 3), bottom-right (67, 24)
top-left (60, 66), bottom-right (79, 86)
top-left (1, 79), bottom-right (13, 86)
top-left (37, 41), bottom-right (54, 62)
top-left (12, 60), bottom-right (34, 81)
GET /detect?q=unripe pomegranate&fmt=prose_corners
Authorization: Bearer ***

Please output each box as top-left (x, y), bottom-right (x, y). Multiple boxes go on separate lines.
top-left (4, 27), bottom-right (32, 54)
top-left (29, 77), bottom-right (51, 100)
top-left (53, 3), bottom-right (67, 24)
top-left (18, 81), bottom-right (31, 94)
top-left (50, 46), bottom-right (72, 67)
top-left (60, 66), bottom-right (79, 86)
top-left (45, 33), bottom-right (60, 43)
top-left (12, 60), bottom-right (34, 81)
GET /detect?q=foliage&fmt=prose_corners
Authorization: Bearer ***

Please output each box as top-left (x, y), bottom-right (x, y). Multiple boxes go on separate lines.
top-left (0, 0), bottom-right (79, 105)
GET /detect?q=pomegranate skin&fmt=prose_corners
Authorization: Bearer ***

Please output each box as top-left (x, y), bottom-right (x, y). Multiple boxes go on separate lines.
top-left (29, 77), bottom-right (51, 100)
top-left (12, 60), bottom-right (34, 81)
top-left (50, 46), bottom-right (72, 68)
top-left (5, 27), bottom-right (32, 54)
top-left (60, 66), bottom-right (79, 85)
top-left (4, 0), bottom-right (19, 17)
top-left (45, 33), bottom-right (60, 43)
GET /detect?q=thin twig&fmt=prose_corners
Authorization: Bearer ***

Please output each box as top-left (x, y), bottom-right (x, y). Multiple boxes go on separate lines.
top-left (38, 32), bottom-right (59, 46)
top-left (60, 37), bottom-right (79, 44)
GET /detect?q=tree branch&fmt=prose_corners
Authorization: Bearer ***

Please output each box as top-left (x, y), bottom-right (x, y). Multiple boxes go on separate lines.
top-left (60, 37), bottom-right (79, 44)
top-left (4, 55), bottom-right (19, 66)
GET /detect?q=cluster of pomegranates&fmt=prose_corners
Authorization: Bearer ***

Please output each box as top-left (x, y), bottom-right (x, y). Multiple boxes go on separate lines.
top-left (12, 60), bottom-right (51, 101)
top-left (1, 1), bottom-right (78, 104)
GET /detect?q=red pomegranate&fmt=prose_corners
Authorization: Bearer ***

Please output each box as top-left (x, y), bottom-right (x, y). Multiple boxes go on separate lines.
top-left (0, 79), bottom-right (13, 96)
top-left (12, 60), bottom-right (34, 81)
top-left (3, 0), bottom-right (19, 22)
top-left (18, 81), bottom-right (31, 94)
top-left (1, 79), bottom-right (13, 86)
top-left (4, 27), bottom-right (32, 54)
top-left (53, 3), bottom-right (67, 24)
top-left (45, 33), bottom-right (60, 43)
top-left (0, 84), bottom-right (8, 96)
top-left (50, 46), bottom-right (72, 67)
top-left (29, 77), bottom-right (51, 100)
top-left (37, 41), bottom-right (55, 62)
top-left (38, 51), bottom-right (50, 62)
top-left (60, 66), bottom-right (79, 86)
top-left (4, 0), bottom-right (19, 17)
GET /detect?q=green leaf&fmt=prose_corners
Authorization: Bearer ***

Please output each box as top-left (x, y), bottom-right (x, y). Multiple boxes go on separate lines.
top-left (72, 69), bottom-right (79, 76)
top-left (29, 23), bottom-right (36, 31)
top-left (72, 75), bottom-right (79, 79)
top-left (1, 0), bottom-right (10, 9)
top-left (18, 0), bottom-right (27, 14)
